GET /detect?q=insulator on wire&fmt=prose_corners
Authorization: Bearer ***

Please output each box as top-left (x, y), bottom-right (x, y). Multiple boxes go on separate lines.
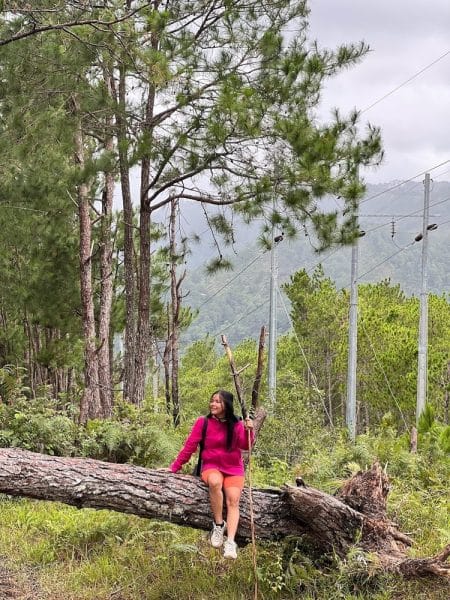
top-left (391, 219), bottom-right (395, 239)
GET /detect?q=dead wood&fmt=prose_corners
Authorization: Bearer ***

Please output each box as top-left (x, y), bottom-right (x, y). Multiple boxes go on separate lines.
top-left (0, 450), bottom-right (447, 580)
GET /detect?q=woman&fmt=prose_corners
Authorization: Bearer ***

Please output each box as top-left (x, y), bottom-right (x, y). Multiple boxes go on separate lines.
top-left (169, 389), bottom-right (254, 559)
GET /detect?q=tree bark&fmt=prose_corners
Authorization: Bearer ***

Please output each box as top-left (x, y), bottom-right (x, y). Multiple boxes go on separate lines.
top-left (251, 325), bottom-right (266, 411)
top-left (111, 62), bottom-right (136, 404)
top-left (97, 68), bottom-right (116, 418)
top-left (162, 311), bottom-right (171, 416)
top-left (73, 97), bottom-right (102, 423)
top-left (169, 198), bottom-right (184, 427)
top-left (134, 20), bottom-right (159, 407)
top-left (0, 450), bottom-right (447, 579)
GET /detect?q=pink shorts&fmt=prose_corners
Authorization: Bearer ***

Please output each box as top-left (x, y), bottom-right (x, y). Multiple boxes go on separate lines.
top-left (201, 469), bottom-right (245, 490)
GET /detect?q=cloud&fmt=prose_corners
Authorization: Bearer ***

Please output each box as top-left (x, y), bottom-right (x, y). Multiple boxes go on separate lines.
top-left (307, 0), bottom-right (450, 183)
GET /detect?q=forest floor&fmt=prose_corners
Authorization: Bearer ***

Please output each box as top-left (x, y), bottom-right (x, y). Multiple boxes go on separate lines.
top-left (0, 558), bottom-right (45, 600)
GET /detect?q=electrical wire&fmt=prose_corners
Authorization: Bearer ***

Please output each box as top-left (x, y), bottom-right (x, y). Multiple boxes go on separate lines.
top-left (356, 241), bottom-right (416, 282)
top-left (363, 195), bottom-right (450, 235)
top-left (359, 318), bottom-right (409, 429)
top-left (276, 285), bottom-right (334, 427)
top-left (196, 249), bottom-right (267, 309)
top-left (431, 165), bottom-right (450, 180)
top-left (359, 159), bottom-right (450, 206)
top-left (306, 245), bottom-right (342, 272)
top-left (212, 299), bottom-right (269, 337)
top-left (360, 49), bottom-right (450, 114)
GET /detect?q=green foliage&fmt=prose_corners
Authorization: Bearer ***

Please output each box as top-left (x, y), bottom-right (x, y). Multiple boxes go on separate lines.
top-left (0, 365), bottom-right (29, 403)
top-left (80, 410), bottom-right (177, 468)
top-left (0, 397), bottom-right (78, 456)
top-left (279, 270), bottom-right (450, 429)
top-left (0, 395), bottom-right (177, 467)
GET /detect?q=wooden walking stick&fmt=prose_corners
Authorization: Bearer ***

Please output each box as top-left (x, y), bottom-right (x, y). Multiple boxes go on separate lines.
top-left (221, 331), bottom-right (266, 600)
top-left (221, 334), bottom-right (248, 418)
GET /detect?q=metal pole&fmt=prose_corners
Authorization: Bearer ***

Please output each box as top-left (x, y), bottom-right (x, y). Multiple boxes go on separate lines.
top-left (346, 231), bottom-right (359, 442)
top-left (268, 231), bottom-right (278, 411)
top-left (416, 173), bottom-right (431, 423)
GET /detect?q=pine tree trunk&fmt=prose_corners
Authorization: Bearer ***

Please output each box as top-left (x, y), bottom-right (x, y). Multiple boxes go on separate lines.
top-left (97, 69), bottom-right (115, 417)
top-left (162, 313), bottom-right (171, 416)
top-left (133, 20), bottom-right (160, 407)
top-left (113, 63), bottom-right (136, 405)
top-left (150, 338), bottom-right (160, 405)
top-left (169, 199), bottom-right (183, 427)
top-left (444, 360), bottom-right (450, 424)
top-left (23, 316), bottom-right (35, 397)
top-left (97, 178), bottom-right (114, 417)
top-left (73, 100), bottom-right (101, 423)
top-left (134, 84), bottom-right (156, 407)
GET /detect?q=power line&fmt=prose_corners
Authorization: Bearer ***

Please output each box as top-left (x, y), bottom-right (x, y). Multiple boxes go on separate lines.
top-left (276, 285), bottom-right (334, 427)
top-left (363, 196), bottom-right (450, 234)
top-left (359, 159), bottom-right (450, 206)
top-left (306, 245), bottom-right (342, 272)
top-left (356, 241), bottom-right (416, 281)
top-left (212, 299), bottom-right (269, 338)
top-left (196, 249), bottom-right (267, 309)
top-left (361, 50), bottom-right (450, 114)
top-left (359, 318), bottom-right (409, 429)
top-left (431, 165), bottom-right (450, 180)
top-left (199, 243), bottom-right (266, 296)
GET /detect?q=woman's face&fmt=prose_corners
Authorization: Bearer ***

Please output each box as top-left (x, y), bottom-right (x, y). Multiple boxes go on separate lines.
top-left (209, 393), bottom-right (225, 419)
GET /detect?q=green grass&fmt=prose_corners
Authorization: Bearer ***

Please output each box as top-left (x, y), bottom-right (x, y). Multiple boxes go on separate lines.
top-left (0, 479), bottom-right (448, 600)
top-left (0, 424), bottom-right (448, 599)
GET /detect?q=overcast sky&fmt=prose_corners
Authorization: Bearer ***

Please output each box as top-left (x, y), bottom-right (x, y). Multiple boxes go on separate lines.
top-left (307, 0), bottom-right (450, 185)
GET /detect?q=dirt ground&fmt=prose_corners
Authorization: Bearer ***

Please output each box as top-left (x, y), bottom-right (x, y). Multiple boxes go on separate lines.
top-left (0, 561), bottom-right (40, 600)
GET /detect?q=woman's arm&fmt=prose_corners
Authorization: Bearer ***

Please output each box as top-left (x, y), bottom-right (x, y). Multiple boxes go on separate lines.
top-left (170, 417), bottom-right (205, 473)
top-left (234, 419), bottom-right (255, 450)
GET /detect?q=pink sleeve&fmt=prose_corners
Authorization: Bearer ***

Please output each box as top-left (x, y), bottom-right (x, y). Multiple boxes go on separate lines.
top-left (170, 417), bottom-right (205, 473)
top-left (234, 420), bottom-right (255, 450)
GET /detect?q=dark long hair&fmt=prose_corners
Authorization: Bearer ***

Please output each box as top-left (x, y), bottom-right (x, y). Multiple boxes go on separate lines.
top-left (208, 389), bottom-right (239, 451)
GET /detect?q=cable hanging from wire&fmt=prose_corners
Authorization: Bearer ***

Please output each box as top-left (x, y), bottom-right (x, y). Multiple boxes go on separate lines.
top-left (359, 318), bottom-right (409, 429)
top-left (276, 285), bottom-right (334, 427)
top-left (356, 241), bottom-right (416, 282)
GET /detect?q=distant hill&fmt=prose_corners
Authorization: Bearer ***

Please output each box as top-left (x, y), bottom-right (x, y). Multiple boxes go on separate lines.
top-left (180, 181), bottom-right (450, 346)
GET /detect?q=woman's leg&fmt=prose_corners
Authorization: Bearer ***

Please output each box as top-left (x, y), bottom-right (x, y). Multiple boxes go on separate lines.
top-left (223, 486), bottom-right (242, 541)
top-left (204, 470), bottom-right (224, 524)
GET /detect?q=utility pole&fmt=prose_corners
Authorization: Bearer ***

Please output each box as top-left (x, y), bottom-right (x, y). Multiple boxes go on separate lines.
top-left (268, 230), bottom-right (283, 410)
top-left (416, 173), bottom-right (431, 423)
top-left (346, 167), bottom-right (361, 442)
top-left (346, 227), bottom-right (359, 442)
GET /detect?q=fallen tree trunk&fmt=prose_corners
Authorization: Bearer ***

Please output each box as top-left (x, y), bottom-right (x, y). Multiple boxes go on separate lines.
top-left (0, 449), bottom-right (447, 579)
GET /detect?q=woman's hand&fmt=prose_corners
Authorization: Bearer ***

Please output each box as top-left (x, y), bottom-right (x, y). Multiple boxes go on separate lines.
top-left (244, 418), bottom-right (254, 430)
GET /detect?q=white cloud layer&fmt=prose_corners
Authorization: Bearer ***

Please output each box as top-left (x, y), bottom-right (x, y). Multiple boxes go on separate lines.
top-left (307, 0), bottom-right (450, 183)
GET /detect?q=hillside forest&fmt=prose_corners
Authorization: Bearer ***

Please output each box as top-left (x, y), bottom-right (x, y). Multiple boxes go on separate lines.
top-left (0, 2), bottom-right (449, 599)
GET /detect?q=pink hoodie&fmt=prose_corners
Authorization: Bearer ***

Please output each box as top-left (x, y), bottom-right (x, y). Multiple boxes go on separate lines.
top-left (170, 416), bottom-right (254, 476)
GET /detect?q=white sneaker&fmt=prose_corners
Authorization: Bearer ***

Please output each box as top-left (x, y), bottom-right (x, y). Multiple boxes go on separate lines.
top-left (210, 521), bottom-right (226, 548)
top-left (223, 539), bottom-right (238, 559)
